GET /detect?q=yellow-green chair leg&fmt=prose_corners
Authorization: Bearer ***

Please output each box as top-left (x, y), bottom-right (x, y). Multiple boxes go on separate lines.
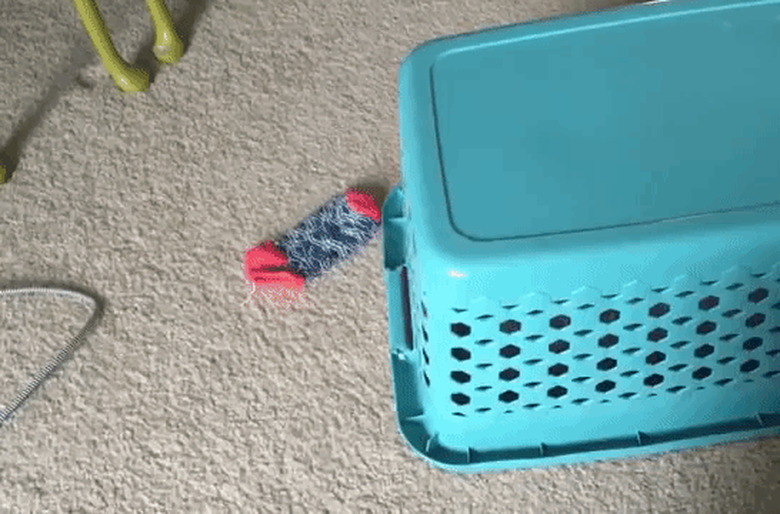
top-left (147, 0), bottom-right (183, 64)
top-left (72, 0), bottom-right (149, 92)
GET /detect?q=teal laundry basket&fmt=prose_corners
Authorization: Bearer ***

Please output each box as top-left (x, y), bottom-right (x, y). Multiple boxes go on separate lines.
top-left (384, 0), bottom-right (780, 472)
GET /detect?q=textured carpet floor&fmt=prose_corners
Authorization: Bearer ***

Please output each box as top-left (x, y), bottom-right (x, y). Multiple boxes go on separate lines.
top-left (2, 0), bottom-right (780, 511)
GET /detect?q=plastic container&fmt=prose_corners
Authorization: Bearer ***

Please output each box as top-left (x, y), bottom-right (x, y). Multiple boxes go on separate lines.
top-left (383, 0), bottom-right (780, 472)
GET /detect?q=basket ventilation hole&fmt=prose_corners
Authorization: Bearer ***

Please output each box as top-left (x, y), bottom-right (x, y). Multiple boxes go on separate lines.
top-left (646, 351), bottom-right (666, 365)
top-left (625, 323), bottom-right (643, 331)
top-left (673, 316), bottom-right (692, 325)
top-left (644, 374), bottom-right (664, 387)
top-left (499, 368), bottom-right (520, 381)
top-left (648, 328), bottom-right (668, 342)
top-left (422, 328), bottom-right (429, 342)
top-left (649, 303), bottom-right (670, 318)
top-left (421, 302), bottom-right (428, 318)
top-left (574, 353), bottom-right (593, 360)
top-left (476, 314), bottom-right (493, 321)
top-left (692, 367), bottom-right (712, 380)
top-left (768, 350), bottom-right (780, 357)
top-left (572, 376), bottom-right (591, 383)
top-left (619, 392), bottom-right (637, 399)
top-left (668, 385), bottom-right (686, 393)
top-left (549, 340), bottom-right (570, 354)
top-left (623, 347), bottom-right (641, 355)
top-left (499, 344), bottom-right (521, 358)
top-left (422, 349), bottom-right (429, 365)
top-left (698, 296), bottom-right (720, 311)
top-left (741, 360), bottom-right (760, 373)
top-left (746, 313), bottom-right (766, 328)
top-left (694, 344), bottom-right (714, 358)
top-left (676, 290), bottom-right (694, 298)
top-left (476, 362), bottom-right (492, 369)
top-left (599, 309), bottom-right (620, 324)
top-left (451, 323), bottom-right (471, 337)
top-left (627, 297), bottom-right (643, 305)
top-left (524, 358), bottom-right (542, 365)
top-left (621, 370), bottom-right (639, 377)
top-left (723, 309), bottom-right (741, 319)
top-left (598, 334), bottom-right (619, 348)
top-left (549, 315), bottom-right (571, 329)
top-left (715, 378), bottom-right (733, 386)
top-left (450, 371), bottom-right (470, 383)
top-left (696, 321), bottom-right (716, 335)
top-left (748, 288), bottom-right (769, 303)
top-left (718, 356), bottom-right (735, 364)
top-left (451, 348), bottom-right (470, 361)
top-left (548, 363), bottom-right (569, 377)
top-left (720, 334), bottom-right (738, 342)
top-left (451, 393), bottom-right (470, 405)
top-left (597, 358), bottom-right (617, 371)
top-left (423, 372), bottom-right (430, 387)
top-left (548, 386), bottom-right (567, 399)
top-left (726, 282), bottom-right (743, 290)
top-left (765, 371), bottom-right (780, 378)
top-left (595, 380), bottom-right (616, 393)
top-left (498, 390), bottom-right (519, 403)
top-left (669, 364), bottom-right (687, 371)
top-left (499, 320), bottom-right (521, 334)
top-left (744, 337), bottom-right (763, 351)
top-left (572, 398), bottom-right (590, 404)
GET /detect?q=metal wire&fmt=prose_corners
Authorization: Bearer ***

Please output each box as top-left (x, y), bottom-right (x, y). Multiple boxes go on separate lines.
top-left (0, 286), bottom-right (103, 427)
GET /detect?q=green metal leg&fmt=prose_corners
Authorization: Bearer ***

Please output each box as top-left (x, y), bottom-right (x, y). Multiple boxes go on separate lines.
top-left (72, 0), bottom-right (149, 92)
top-left (72, 0), bottom-right (183, 92)
top-left (147, 0), bottom-right (183, 64)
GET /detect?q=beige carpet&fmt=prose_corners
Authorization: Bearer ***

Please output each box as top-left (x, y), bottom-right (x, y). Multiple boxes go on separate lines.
top-left (2, 0), bottom-right (780, 510)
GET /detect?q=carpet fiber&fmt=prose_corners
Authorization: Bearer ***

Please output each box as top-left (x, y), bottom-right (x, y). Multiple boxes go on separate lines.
top-left (2, 0), bottom-right (780, 510)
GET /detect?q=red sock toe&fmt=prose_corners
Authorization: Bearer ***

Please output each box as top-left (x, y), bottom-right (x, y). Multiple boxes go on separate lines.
top-left (246, 269), bottom-right (306, 291)
top-left (345, 189), bottom-right (381, 223)
top-left (244, 241), bottom-right (289, 271)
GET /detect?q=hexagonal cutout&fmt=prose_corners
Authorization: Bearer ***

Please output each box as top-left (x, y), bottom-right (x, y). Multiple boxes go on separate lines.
top-left (598, 334), bottom-right (619, 348)
top-left (644, 374), bottom-right (664, 387)
top-left (599, 309), bottom-right (620, 324)
top-left (548, 340), bottom-right (570, 354)
top-left (740, 359), bottom-right (760, 373)
top-left (597, 358), bottom-right (617, 371)
top-left (595, 380), bottom-right (616, 393)
top-left (547, 386), bottom-right (568, 399)
top-left (696, 321), bottom-right (716, 335)
top-left (548, 363), bottom-right (569, 377)
top-left (549, 315), bottom-right (571, 329)
top-left (646, 351), bottom-right (666, 365)
top-left (451, 347), bottom-right (471, 361)
top-left (746, 313), bottom-right (766, 328)
top-left (499, 344), bottom-right (520, 358)
top-left (698, 296), bottom-right (720, 311)
top-left (450, 371), bottom-right (471, 384)
top-left (499, 368), bottom-right (520, 381)
top-left (451, 393), bottom-right (470, 405)
top-left (748, 288), bottom-right (769, 304)
top-left (692, 367), bottom-right (712, 380)
top-left (648, 328), bottom-right (668, 342)
top-left (450, 323), bottom-right (471, 337)
top-left (648, 303), bottom-right (670, 318)
top-left (743, 337), bottom-right (763, 351)
top-left (498, 390), bottom-right (519, 403)
top-left (694, 344), bottom-right (714, 358)
top-left (499, 319), bottom-right (521, 334)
